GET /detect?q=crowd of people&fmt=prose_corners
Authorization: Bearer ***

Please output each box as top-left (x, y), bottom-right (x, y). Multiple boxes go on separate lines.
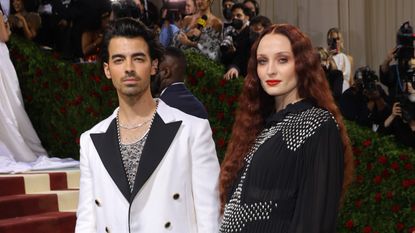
top-left (1, 0), bottom-right (415, 232)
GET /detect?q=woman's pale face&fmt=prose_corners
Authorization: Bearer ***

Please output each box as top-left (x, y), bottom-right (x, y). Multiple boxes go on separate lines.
top-left (185, 0), bottom-right (196, 15)
top-left (256, 33), bottom-right (299, 109)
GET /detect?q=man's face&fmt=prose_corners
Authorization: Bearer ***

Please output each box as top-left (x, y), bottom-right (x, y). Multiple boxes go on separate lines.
top-left (104, 37), bottom-right (158, 98)
top-left (232, 8), bottom-right (248, 28)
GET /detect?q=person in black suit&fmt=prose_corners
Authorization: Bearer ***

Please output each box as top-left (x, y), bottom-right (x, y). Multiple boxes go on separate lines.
top-left (155, 46), bottom-right (208, 119)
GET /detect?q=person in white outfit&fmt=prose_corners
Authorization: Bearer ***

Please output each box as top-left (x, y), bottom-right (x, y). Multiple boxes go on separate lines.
top-left (0, 2), bottom-right (78, 173)
top-left (327, 27), bottom-right (353, 93)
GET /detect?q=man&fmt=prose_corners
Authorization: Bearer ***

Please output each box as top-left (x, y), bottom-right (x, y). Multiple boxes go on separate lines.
top-left (222, 3), bottom-right (251, 80)
top-left (75, 18), bottom-right (220, 233)
top-left (157, 46), bottom-right (208, 119)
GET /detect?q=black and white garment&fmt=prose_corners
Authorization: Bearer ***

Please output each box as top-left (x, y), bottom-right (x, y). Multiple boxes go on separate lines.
top-left (220, 99), bottom-right (344, 233)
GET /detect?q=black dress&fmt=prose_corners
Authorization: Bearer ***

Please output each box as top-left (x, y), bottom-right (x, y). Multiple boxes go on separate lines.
top-left (220, 100), bottom-right (344, 233)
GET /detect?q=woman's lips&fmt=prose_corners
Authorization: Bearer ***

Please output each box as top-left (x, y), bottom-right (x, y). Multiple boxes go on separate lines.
top-left (266, 80), bottom-right (281, 86)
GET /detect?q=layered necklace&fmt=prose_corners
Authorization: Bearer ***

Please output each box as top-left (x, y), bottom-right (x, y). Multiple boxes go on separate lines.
top-left (115, 100), bottom-right (159, 191)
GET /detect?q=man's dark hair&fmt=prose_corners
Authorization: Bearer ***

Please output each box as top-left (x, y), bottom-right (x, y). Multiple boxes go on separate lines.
top-left (231, 3), bottom-right (252, 19)
top-left (243, 0), bottom-right (259, 15)
top-left (164, 47), bottom-right (187, 81)
top-left (249, 15), bottom-right (271, 28)
top-left (100, 17), bottom-right (164, 64)
top-left (111, 0), bottom-right (140, 19)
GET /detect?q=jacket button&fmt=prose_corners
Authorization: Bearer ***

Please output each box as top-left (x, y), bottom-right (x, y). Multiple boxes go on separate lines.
top-left (173, 193), bottom-right (180, 200)
top-left (105, 226), bottom-right (110, 232)
top-left (164, 221), bottom-right (171, 228)
top-left (95, 199), bottom-right (101, 207)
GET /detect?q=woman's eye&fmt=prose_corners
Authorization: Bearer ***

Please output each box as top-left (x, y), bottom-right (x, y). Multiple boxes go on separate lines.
top-left (279, 58), bottom-right (288, 63)
top-left (257, 59), bottom-right (267, 65)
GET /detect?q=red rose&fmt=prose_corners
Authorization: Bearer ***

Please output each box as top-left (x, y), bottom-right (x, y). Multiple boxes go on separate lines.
top-left (72, 64), bottom-right (82, 76)
top-left (187, 76), bottom-right (196, 85)
top-left (381, 169), bottom-right (390, 179)
top-left (404, 163), bottom-right (413, 170)
top-left (42, 81), bottom-right (49, 89)
top-left (366, 162), bottom-right (373, 171)
top-left (217, 138), bottom-right (225, 148)
top-left (219, 79), bottom-right (227, 87)
top-left (60, 107), bottom-right (66, 114)
top-left (399, 154), bottom-right (409, 161)
top-left (362, 139), bottom-right (372, 147)
top-left (90, 75), bottom-right (101, 83)
top-left (412, 204), bottom-right (415, 211)
top-left (216, 112), bottom-right (224, 120)
top-left (195, 70), bottom-right (205, 78)
top-left (101, 85), bottom-right (112, 92)
top-left (354, 159), bottom-right (360, 166)
top-left (218, 94), bottom-right (226, 102)
top-left (35, 68), bottom-right (43, 77)
top-left (363, 225), bottom-right (372, 233)
top-left (396, 222), bottom-right (404, 231)
top-left (390, 162), bottom-right (399, 171)
top-left (373, 175), bottom-right (382, 184)
top-left (352, 146), bottom-right (362, 156)
top-left (75, 137), bottom-right (80, 144)
top-left (70, 128), bottom-right (78, 136)
top-left (355, 199), bottom-right (362, 208)
top-left (378, 155), bottom-right (387, 164)
top-left (374, 192), bottom-right (381, 203)
top-left (345, 220), bottom-right (354, 229)
top-left (391, 204), bottom-right (400, 213)
top-left (356, 175), bottom-right (364, 183)
top-left (386, 191), bottom-right (394, 199)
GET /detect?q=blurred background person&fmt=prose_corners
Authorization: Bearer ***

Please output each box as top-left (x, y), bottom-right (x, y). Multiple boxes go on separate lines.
top-left (327, 27), bottom-right (353, 93)
top-left (221, 0), bottom-right (235, 32)
top-left (173, 0), bottom-right (223, 61)
top-left (248, 15), bottom-right (271, 44)
top-left (316, 46), bottom-right (343, 102)
top-left (8, 0), bottom-right (41, 40)
top-left (243, 0), bottom-right (259, 17)
top-left (154, 46), bottom-right (208, 119)
top-left (380, 82), bottom-right (415, 148)
top-left (339, 66), bottom-right (390, 131)
top-left (81, 8), bottom-right (110, 62)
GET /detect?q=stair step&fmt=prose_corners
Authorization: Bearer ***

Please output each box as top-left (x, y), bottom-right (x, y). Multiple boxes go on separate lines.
top-left (37, 190), bottom-right (79, 211)
top-left (0, 169), bottom-right (80, 195)
top-left (0, 194), bottom-right (58, 219)
top-left (0, 211), bottom-right (76, 233)
top-left (0, 177), bottom-right (25, 196)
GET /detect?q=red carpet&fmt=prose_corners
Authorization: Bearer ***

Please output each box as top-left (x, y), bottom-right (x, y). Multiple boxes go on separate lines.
top-left (0, 170), bottom-right (79, 233)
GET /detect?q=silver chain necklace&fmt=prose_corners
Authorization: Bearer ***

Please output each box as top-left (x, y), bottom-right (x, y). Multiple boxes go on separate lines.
top-left (116, 100), bottom-right (159, 144)
top-left (118, 119), bottom-right (151, 130)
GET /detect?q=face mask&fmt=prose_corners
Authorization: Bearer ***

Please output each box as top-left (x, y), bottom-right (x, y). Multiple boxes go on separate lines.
top-left (248, 31), bottom-right (259, 43)
top-left (409, 93), bottom-right (415, 102)
top-left (222, 8), bottom-right (232, 20)
top-left (232, 19), bottom-right (243, 30)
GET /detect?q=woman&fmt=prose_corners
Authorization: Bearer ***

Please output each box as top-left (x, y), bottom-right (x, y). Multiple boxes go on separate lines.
top-left (327, 27), bottom-right (353, 93)
top-left (219, 24), bottom-right (354, 232)
top-left (8, 0), bottom-right (40, 40)
top-left (0, 7), bottom-right (78, 172)
top-left (173, 0), bottom-right (222, 61)
top-left (81, 11), bottom-right (110, 62)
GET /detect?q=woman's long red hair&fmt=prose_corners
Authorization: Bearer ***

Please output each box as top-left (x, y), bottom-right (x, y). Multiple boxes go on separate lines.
top-left (219, 24), bottom-right (354, 210)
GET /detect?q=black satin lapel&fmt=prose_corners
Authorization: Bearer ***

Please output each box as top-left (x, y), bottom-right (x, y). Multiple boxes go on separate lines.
top-left (90, 119), bottom-right (130, 201)
top-left (130, 113), bottom-right (182, 201)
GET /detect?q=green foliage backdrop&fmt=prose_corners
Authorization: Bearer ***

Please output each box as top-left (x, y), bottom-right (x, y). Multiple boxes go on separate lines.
top-left (8, 36), bottom-right (415, 232)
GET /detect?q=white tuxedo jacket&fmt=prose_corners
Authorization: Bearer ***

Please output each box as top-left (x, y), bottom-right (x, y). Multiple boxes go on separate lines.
top-left (75, 100), bottom-right (220, 233)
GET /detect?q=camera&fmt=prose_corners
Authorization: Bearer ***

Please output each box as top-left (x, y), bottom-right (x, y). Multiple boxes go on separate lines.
top-left (395, 21), bottom-right (415, 61)
top-left (328, 37), bottom-right (337, 52)
top-left (397, 94), bottom-right (415, 122)
top-left (220, 25), bottom-right (237, 53)
top-left (354, 66), bottom-right (379, 93)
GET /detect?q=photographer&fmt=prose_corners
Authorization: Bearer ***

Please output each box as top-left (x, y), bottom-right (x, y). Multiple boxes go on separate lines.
top-left (327, 27), bottom-right (354, 93)
top-left (379, 21), bottom-right (415, 104)
top-left (380, 83), bottom-right (415, 148)
top-left (339, 66), bottom-right (390, 131)
top-left (221, 3), bottom-right (251, 80)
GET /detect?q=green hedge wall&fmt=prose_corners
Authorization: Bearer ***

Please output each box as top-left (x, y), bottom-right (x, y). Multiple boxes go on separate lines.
top-left (8, 36), bottom-right (415, 232)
